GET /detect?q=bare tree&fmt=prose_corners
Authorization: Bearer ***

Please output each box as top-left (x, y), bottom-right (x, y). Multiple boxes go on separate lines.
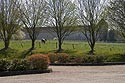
top-left (0, 0), bottom-right (21, 50)
top-left (47, 0), bottom-right (77, 52)
top-left (108, 0), bottom-right (125, 39)
top-left (18, 0), bottom-right (47, 50)
top-left (77, 0), bottom-right (108, 54)
top-left (12, 28), bottom-right (25, 40)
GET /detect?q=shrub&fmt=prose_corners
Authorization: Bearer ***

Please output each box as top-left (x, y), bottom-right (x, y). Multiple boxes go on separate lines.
top-left (82, 55), bottom-right (105, 63)
top-left (28, 54), bottom-right (50, 70)
top-left (106, 54), bottom-right (125, 62)
top-left (48, 53), bottom-right (69, 63)
top-left (68, 55), bottom-right (83, 63)
top-left (48, 53), bottom-right (106, 64)
top-left (47, 53), bottom-right (58, 63)
top-left (81, 55), bottom-right (90, 63)
top-left (9, 59), bottom-right (30, 71)
top-left (93, 55), bottom-right (105, 63)
top-left (0, 59), bottom-right (10, 71)
top-left (57, 53), bottom-right (69, 63)
top-left (68, 55), bottom-right (76, 63)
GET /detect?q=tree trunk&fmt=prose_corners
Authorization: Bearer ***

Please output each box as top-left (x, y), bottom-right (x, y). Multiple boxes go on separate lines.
top-left (57, 38), bottom-right (63, 52)
top-left (58, 42), bottom-right (62, 51)
top-left (31, 39), bottom-right (35, 50)
top-left (4, 39), bottom-right (10, 50)
top-left (89, 43), bottom-right (95, 54)
top-left (90, 28), bottom-right (95, 54)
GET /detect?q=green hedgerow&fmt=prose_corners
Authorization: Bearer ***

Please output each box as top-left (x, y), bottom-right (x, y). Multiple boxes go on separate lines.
top-left (0, 59), bottom-right (10, 71)
top-left (9, 59), bottom-right (30, 71)
top-left (47, 53), bottom-right (69, 63)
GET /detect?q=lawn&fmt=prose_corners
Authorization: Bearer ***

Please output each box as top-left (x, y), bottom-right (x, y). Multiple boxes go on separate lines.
top-left (0, 40), bottom-right (125, 59)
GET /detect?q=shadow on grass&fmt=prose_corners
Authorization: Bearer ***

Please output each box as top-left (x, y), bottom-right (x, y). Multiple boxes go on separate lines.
top-left (60, 50), bottom-right (77, 54)
top-left (37, 50), bottom-right (56, 54)
top-left (19, 48), bottom-right (33, 58)
top-left (39, 49), bottom-right (77, 55)
top-left (0, 48), bottom-right (19, 58)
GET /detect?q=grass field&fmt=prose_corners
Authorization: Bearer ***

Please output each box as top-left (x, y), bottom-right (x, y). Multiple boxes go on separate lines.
top-left (0, 40), bottom-right (125, 59)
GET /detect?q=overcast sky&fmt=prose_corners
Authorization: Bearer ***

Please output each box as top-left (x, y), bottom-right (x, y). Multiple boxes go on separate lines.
top-left (71, 0), bottom-right (74, 2)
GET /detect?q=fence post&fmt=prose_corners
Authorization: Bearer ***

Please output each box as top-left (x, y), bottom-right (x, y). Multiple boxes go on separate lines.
top-left (72, 44), bottom-right (75, 49)
top-left (21, 42), bottom-right (23, 48)
top-left (39, 41), bottom-right (41, 48)
top-left (56, 42), bottom-right (57, 48)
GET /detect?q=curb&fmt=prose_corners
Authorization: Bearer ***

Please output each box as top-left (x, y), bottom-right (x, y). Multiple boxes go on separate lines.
top-left (50, 62), bottom-right (125, 66)
top-left (0, 68), bottom-right (52, 77)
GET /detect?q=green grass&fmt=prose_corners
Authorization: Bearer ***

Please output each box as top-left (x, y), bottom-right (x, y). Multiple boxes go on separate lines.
top-left (0, 40), bottom-right (125, 59)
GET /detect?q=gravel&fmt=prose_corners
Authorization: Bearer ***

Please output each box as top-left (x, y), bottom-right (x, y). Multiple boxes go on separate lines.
top-left (0, 65), bottom-right (125, 83)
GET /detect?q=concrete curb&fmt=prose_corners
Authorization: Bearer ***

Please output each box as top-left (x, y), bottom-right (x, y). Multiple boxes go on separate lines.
top-left (50, 62), bottom-right (125, 66)
top-left (0, 68), bottom-right (52, 77)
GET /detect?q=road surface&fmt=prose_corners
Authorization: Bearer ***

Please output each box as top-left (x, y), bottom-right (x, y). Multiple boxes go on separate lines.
top-left (0, 65), bottom-right (125, 83)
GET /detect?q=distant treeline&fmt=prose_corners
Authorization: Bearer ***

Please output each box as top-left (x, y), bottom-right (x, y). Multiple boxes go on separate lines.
top-left (24, 29), bottom-right (124, 43)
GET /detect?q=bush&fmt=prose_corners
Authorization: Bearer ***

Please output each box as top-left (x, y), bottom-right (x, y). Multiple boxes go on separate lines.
top-left (68, 55), bottom-right (93, 63)
top-left (82, 55), bottom-right (105, 63)
top-left (0, 54), bottom-right (50, 72)
top-left (9, 59), bottom-right (30, 71)
top-left (47, 53), bottom-right (58, 63)
top-left (106, 54), bottom-right (125, 62)
top-left (48, 53), bottom-right (106, 64)
top-left (93, 55), bottom-right (105, 63)
top-left (81, 55), bottom-right (90, 63)
top-left (28, 54), bottom-right (50, 70)
top-left (48, 53), bottom-right (69, 63)
top-left (69, 55), bottom-right (105, 64)
top-left (0, 59), bottom-right (10, 71)
top-left (57, 53), bottom-right (69, 63)
top-left (68, 55), bottom-right (83, 63)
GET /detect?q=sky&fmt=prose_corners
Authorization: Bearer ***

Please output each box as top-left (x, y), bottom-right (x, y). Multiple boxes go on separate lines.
top-left (71, 0), bottom-right (74, 2)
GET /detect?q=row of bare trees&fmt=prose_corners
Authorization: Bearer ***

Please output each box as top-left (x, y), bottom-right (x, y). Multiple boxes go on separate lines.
top-left (0, 0), bottom-right (21, 50)
top-left (108, 0), bottom-right (125, 39)
top-left (0, 0), bottom-right (124, 54)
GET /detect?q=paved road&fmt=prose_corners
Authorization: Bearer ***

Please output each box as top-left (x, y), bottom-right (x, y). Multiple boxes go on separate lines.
top-left (0, 65), bottom-right (125, 83)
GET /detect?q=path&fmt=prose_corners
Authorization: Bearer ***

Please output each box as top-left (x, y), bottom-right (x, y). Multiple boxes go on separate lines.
top-left (0, 65), bottom-right (125, 83)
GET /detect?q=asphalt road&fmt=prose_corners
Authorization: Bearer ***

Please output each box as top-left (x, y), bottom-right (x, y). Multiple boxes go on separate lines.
top-left (0, 65), bottom-right (125, 83)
